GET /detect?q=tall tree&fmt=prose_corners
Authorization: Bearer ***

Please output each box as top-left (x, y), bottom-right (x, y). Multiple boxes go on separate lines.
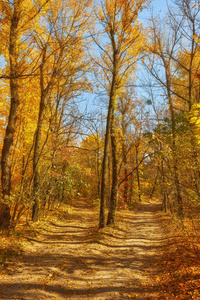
top-left (0, 0), bottom-right (21, 228)
top-left (0, 0), bottom-right (49, 228)
top-left (31, 0), bottom-right (92, 221)
top-left (93, 0), bottom-right (147, 227)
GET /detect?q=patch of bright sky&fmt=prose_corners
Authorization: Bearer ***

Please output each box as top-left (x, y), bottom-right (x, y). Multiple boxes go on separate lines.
top-left (139, 0), bottom-right (172, 22)
top-left (151, 0), bottom-right (171, 12)
top-left (0, 55), bottom-right (6, 69)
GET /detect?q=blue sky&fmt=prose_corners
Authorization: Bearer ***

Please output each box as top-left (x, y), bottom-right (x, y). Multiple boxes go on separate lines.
top-left (139, 0), bottom-right (172, 23)
top-left (152, 0), bottom-right (171, 11)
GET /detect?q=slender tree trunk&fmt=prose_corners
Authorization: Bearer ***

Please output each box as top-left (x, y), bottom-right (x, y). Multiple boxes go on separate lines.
top-left (160, 160), bottom-right (167, 212)
top-left (99, 35), bottom-right (119, 228)
top-left (172, 151), bottom-right (183, 217)
top-left (107, 108), bottom-right (118, 225)
top-left (108, 153), bottom-right (112, 202)
top-left (96, 139), bottom-right (101, 198)
top-left (32, 49), bottom-right (46, 221)
top-left (136, 144), bottom-right (141, 202)
top-left (121, 113), bottom-right (128, 202)
top-left (105, 28), bottom-right (120, 226)
top-left (150, 168), bottom-right (159, 199)
top-left (128, 148), bottom-right (134, 203)
top-left (0, 2), bottom-right (20, 228)
top-left (11, 155), bottom-right (25, 223)
top-left (99, 100), bottom-right (112, 228)
top-left (123, 154), bottom-right (128, 202)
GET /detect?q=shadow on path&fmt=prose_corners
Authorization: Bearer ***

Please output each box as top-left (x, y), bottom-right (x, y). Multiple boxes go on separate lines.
top-left (0, 200), bottom-right (168, 299)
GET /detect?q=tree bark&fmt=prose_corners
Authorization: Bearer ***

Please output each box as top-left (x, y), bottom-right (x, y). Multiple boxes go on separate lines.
top-left (150, 168), bottom-right (159, 199)
top-left (160, 161), bottom-right (167, 212)
top-left (107, 107), bottom-right (118, 225)
top-left (0, 1), bottom-right (20, 228)
top-left (123, 150), bottom-right (128, 202)
top-left (99, 46), bottom-right (118, 227)
top-left (121, 110), bottom-right (128, 202)
top-left (99, 96), bottom-right (112, 228)
top-left (32, 49), bottom-right (46, 222)
top-left (136, 144), bottom-right (141, 202)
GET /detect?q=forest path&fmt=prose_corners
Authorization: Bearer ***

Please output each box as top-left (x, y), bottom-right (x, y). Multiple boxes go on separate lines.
top-left (0, 199), bottom-right (167, 299)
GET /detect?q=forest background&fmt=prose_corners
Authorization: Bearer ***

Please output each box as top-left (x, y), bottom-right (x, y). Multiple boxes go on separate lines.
top-left (0, 0), bottom-right (200, 235)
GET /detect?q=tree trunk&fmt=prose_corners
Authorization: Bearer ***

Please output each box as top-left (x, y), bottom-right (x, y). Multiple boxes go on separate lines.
top-left (160, 160), bottom-right (167, 212)
top-left (0, 2), bottom-right (20, 228)
top-left (121, 113), bottom-right (128, 202)
top-left (32, 49), bottom-right (46, 222)
top-left (99, 32), bottom-right (119, 228)
top-left (123, 156), bottom-right (128, 202)
top-left (150, 168), bottom-right (159, 199)
top-left (107, 108), bottom-right (118, 225)
top-left (96, 138), bottom-right (101, 198)
top-left (99, 99), bottom-right (112, 228)
top-left (136, 144), bottom-right (141, 202)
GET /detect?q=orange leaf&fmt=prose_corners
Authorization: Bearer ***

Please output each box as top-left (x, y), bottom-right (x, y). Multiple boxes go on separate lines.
top-left (194, 73), bottom-right (200, 80)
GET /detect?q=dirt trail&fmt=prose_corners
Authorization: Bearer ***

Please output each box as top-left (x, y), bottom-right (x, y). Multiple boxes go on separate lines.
top-left (0, 199), bottom-right (167, 299)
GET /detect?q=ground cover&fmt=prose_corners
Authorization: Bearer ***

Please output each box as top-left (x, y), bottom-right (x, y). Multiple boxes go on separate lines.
top-left (0, 198), bottom-right (199, 299)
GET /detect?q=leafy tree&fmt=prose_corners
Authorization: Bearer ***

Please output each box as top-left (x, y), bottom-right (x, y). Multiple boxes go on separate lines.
top-left (0, 0), bottom-right (92, 227)
top-left (93, 0), bottom-right (148, 227)
top-left (0, 0), bottom-right (50, 228)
